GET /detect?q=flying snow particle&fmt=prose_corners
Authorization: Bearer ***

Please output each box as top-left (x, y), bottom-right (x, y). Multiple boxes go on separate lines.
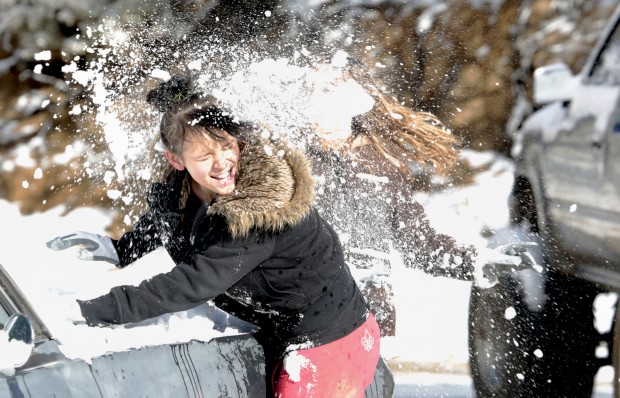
top-left (33, 65), bottom-right (43, 74)
top-left (569, 204), bottom-right (577, 213)
top-left (68, 105), bottom-right (82, 115)
top-left (150, 69), bottom-right (171, 81)
top-left (21, 181), bottom-right (29, 189)
top-left (534, 349), bottom-right (543, 358)
top-left (34, 51), bottom-right (52, 61)
top-left (331, 50), bottom-right (349, 67)
top-left (103, 170), bottom-right (116, 185)
top-left (504, 306), bottom-right (516, 320)
top-left (33, 168), bottom-right (43, 179)
top-left (107, 190), bottom-right (122, 200)
top-left (140, 169), bottom-right (152, 180)
top-left (265, 10), bottom-right (272, 17)
top-left (72, 70), bottom-right (93, 86)
top-left (187, 60), bottom-right (202, 71)
top-left (61, 62), bottom-right (78, 73)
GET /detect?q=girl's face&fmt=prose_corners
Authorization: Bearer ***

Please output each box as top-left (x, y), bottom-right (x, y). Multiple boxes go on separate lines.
top-left (165, 129), bottom-right (240, 203)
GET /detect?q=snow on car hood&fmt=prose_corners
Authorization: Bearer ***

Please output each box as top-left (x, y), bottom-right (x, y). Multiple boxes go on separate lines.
top-left (0, 200), bottom-right (255, 363)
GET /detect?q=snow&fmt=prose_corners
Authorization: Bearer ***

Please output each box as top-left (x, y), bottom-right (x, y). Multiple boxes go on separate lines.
top-left (2, 0), bottom-right (618, 382)
top-left (283, 351), bottom-right (313, 383)
top-left (0, 331), bottom-right (32, 376)
top-left (0, 147), bottom-right (521, 372)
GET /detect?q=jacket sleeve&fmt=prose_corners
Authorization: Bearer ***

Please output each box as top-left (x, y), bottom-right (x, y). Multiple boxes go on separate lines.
top-left (112, 211), bottom-right (164, 268)
top-left (112, 177), bottom-right (185, 268)
top-left (392, 195), bottom-right (478, 281)
top-left (80, 232), bottom-right (275, 326)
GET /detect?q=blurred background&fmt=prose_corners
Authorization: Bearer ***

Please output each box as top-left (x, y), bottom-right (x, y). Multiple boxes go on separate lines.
top-left (0, 0), bottom-right (616, 235)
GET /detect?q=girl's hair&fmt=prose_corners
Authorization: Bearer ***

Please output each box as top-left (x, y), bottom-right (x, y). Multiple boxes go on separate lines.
top-left (146, 75), bottom-right (251, 156)
top-left (344, 60), bottom-right (461, 176)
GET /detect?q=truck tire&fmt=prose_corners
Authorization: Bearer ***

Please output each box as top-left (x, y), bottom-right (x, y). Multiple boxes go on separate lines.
top-left (468, 275), bottom-right (542, 397)
top-left (469, 268), bottom-right (600, 398)
top-left (365, 357), bottom-right (395, 398)
top-left (612, 301), bottom-right (620, 398)
top-left (538, 268), bottom-right (600, 397)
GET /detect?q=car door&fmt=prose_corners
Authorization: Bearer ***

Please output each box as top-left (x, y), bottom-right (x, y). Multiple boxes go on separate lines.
top-left (88, 334), bottom-right (266, 398)
top-left (0, 261), bottom-right (266, 398)
top-left (542, 15), bottom-right (620, 265)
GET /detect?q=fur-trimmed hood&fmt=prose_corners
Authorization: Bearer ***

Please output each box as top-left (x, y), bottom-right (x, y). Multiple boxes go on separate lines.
top-left (207, 141), bottom-right (315, 238)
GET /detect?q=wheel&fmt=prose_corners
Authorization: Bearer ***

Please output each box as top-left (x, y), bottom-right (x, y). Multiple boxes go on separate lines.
top-left (536, 268), bottom-right (600, 397)
top-left (471, 152), bottom-right (600, 397)
top-left (469, 275), bottom-right (542, 398)
top-left (364, 357), bottom-right (395, 398)
top-left (469, 268), bottom-right (600, 397)
top-left (613, 301), bottom-right (620, 398)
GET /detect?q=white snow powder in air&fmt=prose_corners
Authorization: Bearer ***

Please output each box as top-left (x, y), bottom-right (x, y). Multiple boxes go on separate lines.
top-left (504, 306), bottom-right (516, 320)
top-left (107, 189), bottom-right (122, 200)
top-left (33, 168), bottom-right (43, 179)
top-left (150, 68), bottom-right (171, 81)
top-left (34, 51), bottom-right (51, 61)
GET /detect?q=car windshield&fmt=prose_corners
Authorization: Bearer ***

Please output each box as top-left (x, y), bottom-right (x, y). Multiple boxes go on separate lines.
top-left (590, 20), bottom-right (620, 84)
top-left (0, 301), bottom-right (10, 329)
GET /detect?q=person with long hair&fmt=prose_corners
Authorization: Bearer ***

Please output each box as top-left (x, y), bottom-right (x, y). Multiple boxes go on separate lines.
top-left (302, 55), bottom-right (535, 336)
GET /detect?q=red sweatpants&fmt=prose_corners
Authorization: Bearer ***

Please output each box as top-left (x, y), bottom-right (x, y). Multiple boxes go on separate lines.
top-left (274, 314), bottom-right (381, 398)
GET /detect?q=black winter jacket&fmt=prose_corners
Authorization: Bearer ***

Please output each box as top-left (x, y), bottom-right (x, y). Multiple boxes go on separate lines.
top-left (311, 146), bottom-right (478, 280)
top-left (79, 142), bottom-right (369, 350)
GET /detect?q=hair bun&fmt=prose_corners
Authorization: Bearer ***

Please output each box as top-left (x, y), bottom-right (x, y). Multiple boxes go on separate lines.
top-left (147, 75), bottom-right (200, 113)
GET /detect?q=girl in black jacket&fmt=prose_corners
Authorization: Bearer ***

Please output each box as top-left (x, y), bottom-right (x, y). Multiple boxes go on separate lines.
top-left (48, 76), bottom-right (380, 397)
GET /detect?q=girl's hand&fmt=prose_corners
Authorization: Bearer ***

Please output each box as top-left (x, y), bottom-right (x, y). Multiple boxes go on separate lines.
top-left (46, 231), bottom-right (120, 265)
top-left (475, 242), bottom-right (540, 287)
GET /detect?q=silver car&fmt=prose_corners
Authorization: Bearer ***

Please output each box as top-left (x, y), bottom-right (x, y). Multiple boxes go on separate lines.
top-left (0, 262), bottom-right (394, 397)
top-left (468, 4), bottom-right (620, 398)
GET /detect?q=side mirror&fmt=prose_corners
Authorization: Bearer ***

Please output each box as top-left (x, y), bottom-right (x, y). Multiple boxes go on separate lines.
top-left (533, 63), bottom-right (577, 105)
top-left (2, 314), bottom-right (34, 369)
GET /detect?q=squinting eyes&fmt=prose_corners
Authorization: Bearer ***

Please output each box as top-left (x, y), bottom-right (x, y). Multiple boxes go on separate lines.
top-left (196, 145), bottom-right (236, 161)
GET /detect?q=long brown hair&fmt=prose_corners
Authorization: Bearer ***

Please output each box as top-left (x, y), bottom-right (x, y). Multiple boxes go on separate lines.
top-left (344, 59), bottom-right (461, 177)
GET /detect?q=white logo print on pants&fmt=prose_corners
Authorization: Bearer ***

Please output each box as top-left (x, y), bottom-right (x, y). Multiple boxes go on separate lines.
top-left (361, 329), bottom-right (374, 352)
